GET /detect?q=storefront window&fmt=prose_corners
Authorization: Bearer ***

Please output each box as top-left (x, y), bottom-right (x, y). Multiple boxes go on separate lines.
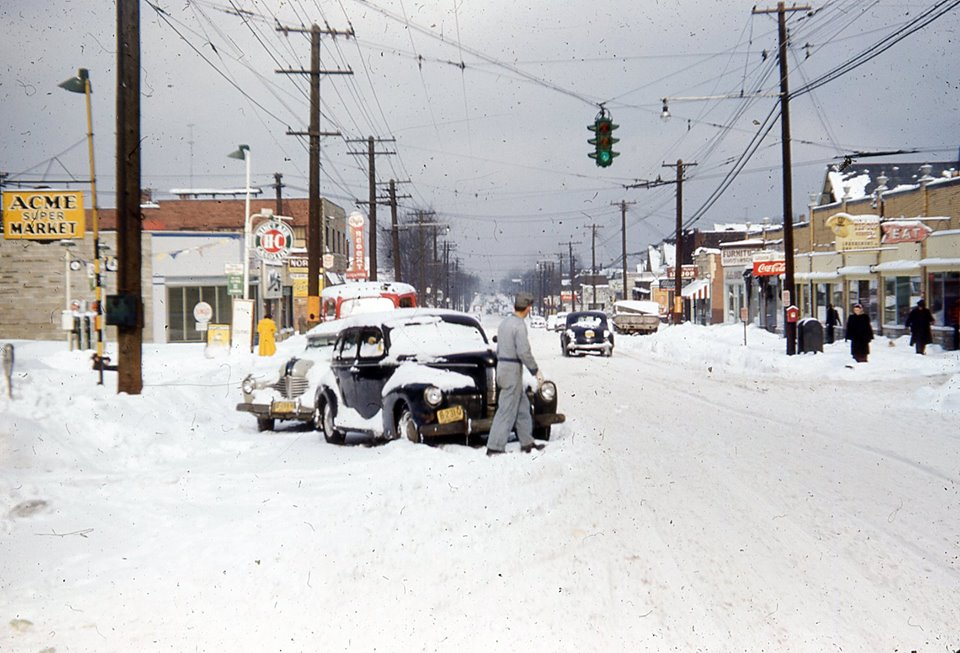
top-left (883, 276), bottom-right (920, 326)
top-left (167, 285), bottom-right (232, 343)
top-left (928, 271), bottom-right (960, 325)
top-left (848, 279), bottom-right (879, 327)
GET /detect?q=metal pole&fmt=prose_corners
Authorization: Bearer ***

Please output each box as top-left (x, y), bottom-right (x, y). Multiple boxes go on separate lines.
top-left (242, 149), bottom-right (251, 301)
top-left (82, 74), bottom-right (104, 385)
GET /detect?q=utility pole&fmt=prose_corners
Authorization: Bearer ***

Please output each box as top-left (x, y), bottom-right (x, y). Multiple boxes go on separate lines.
top-left (278, 22), bottom-right (353, 323)
top-left (386, 179), bottom-right (411, 282)
top-left (116, 0), bottom-right (143, 394)
top-left (612, 200), bottom-right (636, 301)
top-left (348, 137), bottom-right (396, 282)
top-left (559, 239), bottom-right (582, 311)
top-left (662, 160), bottom-right (696, 324)
top-left (753, 2), bottom-right (808, 355)
top-left (273, 173), bottom-right (285, 214)
top-left (586, 224), bottom-right (604, 310)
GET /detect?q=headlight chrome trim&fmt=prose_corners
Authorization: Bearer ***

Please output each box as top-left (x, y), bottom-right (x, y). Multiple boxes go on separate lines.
top-left (424, 385), bottom-right (443, 407)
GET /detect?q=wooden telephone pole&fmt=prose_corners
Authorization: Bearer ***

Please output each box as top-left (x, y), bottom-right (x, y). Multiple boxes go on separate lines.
top-left (277, 23), bottom-right (353, 322)
top-left (349, 137), bottom-right (396, 281)
top-left (753, 2), bottom-right (809, 355)
top-left (612, 200), bottom-right (636, 301)
top-left (662, 160), bottom-right (696, 324)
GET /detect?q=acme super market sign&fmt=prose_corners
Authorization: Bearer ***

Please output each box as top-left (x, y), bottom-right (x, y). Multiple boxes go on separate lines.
top-left (2, 190), bottom-right (86, 239)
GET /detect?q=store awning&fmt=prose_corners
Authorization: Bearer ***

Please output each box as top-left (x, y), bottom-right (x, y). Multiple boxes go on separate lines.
top-left (681, 278), bottom-right (710, 299)
top-left (872, 260), bottom-right (921, 274)
top-left (795, 271), bottom-right (840, 281)
top-left (837, 265), bottom-right (873, 277)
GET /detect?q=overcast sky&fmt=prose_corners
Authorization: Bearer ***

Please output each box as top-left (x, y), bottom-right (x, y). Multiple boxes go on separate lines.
top-left (2, 0), bottom-right (958, 284)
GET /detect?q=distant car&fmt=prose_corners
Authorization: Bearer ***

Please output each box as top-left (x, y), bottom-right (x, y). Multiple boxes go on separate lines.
top-left (236, 321), bottom-right (343, 432)
top-left (549, 311), bottom-right (569, 332)
top-left (561, 311), bottom-right (614, 357)
top-left (528, 314), bottom-right (547, 329)
top-left (314, 308), bottom-right (565, 445)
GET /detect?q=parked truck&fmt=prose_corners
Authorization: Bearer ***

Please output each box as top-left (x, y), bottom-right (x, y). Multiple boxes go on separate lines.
top-left (611, 300), bottom-right (661, 335)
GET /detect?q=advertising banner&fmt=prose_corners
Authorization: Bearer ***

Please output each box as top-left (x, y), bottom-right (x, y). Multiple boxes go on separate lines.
top-left (2, 190), bottom-right (86, 239)
top-left (826, 213), bottom-right (881, 251)
top-left (346, 212), bottom-right (368, 280)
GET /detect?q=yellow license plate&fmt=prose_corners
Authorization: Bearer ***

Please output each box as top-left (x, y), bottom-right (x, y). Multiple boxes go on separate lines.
top-left (437, 405), bottom-right (464, 424)
top-left (272, 400), bottom-right (296, 414)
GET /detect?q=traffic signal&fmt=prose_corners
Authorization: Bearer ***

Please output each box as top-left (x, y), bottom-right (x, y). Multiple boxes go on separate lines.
top-left (588, 115), bottom-right (619, 167)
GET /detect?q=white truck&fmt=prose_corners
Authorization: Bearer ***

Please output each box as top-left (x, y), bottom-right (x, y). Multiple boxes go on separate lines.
top-left (611, 300), bottom-right (661, 335)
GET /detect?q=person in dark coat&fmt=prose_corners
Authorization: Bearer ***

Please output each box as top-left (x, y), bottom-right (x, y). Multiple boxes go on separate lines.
top-left (825, 304), bottom-right (841, 344)
top-left (844, 303), bottom-right (873, 363)
top-left (905, 299), bottom-right (935, 355)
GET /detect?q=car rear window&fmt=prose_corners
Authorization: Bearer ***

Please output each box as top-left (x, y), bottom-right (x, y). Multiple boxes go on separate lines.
top-left (388, 318), bottom-right (488, 357)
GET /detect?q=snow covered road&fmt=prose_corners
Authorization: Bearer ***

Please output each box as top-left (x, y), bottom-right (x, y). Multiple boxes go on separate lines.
top-left (2, 322), bottom-right (958, 652)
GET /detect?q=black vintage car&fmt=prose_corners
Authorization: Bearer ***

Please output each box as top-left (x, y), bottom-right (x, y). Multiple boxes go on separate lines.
top-left (560, 310), bottom-right (614, 357)
top-left (315, 309), bottom-right (565, 445)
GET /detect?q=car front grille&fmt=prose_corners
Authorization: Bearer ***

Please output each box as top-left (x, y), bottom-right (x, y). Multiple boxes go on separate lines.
top-left (271, 376), bottom-right (309, 399)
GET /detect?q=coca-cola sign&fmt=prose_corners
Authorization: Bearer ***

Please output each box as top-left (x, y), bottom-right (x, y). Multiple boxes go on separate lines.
top-left (752, 260), bottom-right (785, 276)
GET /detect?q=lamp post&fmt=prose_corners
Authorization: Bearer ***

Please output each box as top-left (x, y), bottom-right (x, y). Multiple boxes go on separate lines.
top-left (59, 240), bottom-right (77, 348)
top-left (59, 68), bottom-right (104, 384)
top-left (228, 144), bottom-right (252, 300)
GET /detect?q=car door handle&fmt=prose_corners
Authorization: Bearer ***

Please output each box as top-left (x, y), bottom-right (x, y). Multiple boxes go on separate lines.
top-left (350, 366), bottom-right (360, 373)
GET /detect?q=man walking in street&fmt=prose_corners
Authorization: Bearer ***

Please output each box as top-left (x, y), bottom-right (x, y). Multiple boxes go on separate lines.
top-left (487, 292), bottom-right (545, 456)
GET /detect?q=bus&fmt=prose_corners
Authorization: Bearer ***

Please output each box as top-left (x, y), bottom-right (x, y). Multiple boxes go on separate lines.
top-left (320, 281), bottom-right (418, 322)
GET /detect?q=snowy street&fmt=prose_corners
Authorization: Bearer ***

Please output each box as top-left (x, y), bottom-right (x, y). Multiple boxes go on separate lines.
top-left (2, 320), bottom-right (959, 652)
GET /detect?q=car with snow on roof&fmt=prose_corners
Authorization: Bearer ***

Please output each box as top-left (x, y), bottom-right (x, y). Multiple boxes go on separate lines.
top-left (313, 308), bottom-right (564, 445)
top-left (560, 310), bottom-right (614, 357)
top-left (236, 320), bottom-right (343, 432)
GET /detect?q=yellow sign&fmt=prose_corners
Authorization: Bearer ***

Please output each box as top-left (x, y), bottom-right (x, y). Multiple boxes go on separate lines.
top-left (2, 190), bottom-right (86, 239)
top-left (206, 324), bottom-right (231, 347)
top-left (826, 212), bottom-right (880, 252)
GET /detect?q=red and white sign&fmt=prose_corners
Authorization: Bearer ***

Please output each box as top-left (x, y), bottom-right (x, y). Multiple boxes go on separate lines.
top-left (665, 265), bottom-right (698, 280)
top-left (346, 212), bottom-right (368, 280)
top-left (881, 221), bottom-right (932, 244)
top-left (254, 220), bottom-right (294, 262)
top-left (753, 260), bottom-right (785, 276)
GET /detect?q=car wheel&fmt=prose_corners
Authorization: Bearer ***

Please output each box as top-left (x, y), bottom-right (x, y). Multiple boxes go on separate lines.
top-left (396, 405), bottom-right (422, 444)
top-left (256, 417), bottom-right (275, 432)
top-left (317, 395), bottom-right (345, 444)
top-left (533, 425), bottom-right (551, 441)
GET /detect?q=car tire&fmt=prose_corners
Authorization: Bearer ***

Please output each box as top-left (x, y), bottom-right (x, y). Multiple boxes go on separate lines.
top-left (396, 405), bottom-right (422, 444)
top-left (317, 395), bottom-right (345, 444)
top-left (256, 417), bottom-right (275, 432)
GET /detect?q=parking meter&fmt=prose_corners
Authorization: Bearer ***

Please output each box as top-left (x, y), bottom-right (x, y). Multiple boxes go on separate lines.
top-left (2, 343), bottom-right (13, 398)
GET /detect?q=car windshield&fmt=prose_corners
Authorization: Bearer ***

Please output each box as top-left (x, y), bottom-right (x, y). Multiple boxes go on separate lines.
top-left (341, 296), bottom-right (395, 317)
top-left (306, 333), bottom-right (338, 349)
top-left (387, 317), bottom-right (488, 357)
top-left (569, 314), bottom-right (605, 328)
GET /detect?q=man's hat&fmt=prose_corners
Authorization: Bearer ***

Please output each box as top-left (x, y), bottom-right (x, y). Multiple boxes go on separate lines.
top-left (514, 292), bottom-right (534, 310)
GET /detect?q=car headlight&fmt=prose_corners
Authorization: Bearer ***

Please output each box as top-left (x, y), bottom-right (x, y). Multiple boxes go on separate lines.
top-left (423, 385), bottom-right (443, 407)
top-left (539, 380), bottom-right (557, 402)
top-left (242, 375), bottom-right (257, 395)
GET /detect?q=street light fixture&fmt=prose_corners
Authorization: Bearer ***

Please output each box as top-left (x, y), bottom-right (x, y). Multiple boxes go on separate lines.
top-left (59, 67), bottom-right (105, 384)
top-left (228, 144), bottom-right (252, 300)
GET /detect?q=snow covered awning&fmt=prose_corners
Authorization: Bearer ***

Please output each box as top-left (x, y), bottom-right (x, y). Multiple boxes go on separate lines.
top-left (681, 278), bottom-right (710, 300)
top-left (837, 265), bottom-right (873, 277)
top-left (872, 260), bottom-right (921, 274)
top-left (795, 271), bottom-right (840, 281)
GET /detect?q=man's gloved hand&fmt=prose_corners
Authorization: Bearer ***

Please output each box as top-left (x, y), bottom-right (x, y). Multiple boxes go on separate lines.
top-left (535, 370), bottom-right (545, 387)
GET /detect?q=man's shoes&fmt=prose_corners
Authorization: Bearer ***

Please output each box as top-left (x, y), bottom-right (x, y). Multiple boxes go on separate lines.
top-left (486, 449), bottom-right (505, 457)
top-left (521, 442), bottom-right (545, 453)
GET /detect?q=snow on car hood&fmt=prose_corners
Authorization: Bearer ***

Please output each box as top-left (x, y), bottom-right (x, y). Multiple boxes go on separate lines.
top-left (381, 361), bottom-right (477, 396)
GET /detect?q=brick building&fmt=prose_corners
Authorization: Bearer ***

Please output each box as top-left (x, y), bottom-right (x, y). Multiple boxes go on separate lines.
top-left (0, 192), bottom-right (348, 343)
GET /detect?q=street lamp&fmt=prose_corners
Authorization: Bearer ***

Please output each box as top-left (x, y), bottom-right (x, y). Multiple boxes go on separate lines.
top-left (59, 67), bottom-right (105, 384)
top-left (228, 144), bottom-right (252, 300)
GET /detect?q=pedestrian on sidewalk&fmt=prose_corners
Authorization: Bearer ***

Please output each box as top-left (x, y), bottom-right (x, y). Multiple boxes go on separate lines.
top-left (905, 299), bottom-right (935, 355)
top-left (844, 303), bottom-right (873, 363)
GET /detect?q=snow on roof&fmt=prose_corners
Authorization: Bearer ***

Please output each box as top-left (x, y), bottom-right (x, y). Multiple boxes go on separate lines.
top-left (614, 300), bottom-right (660, 315)
top-left (321, 281), bottom-right (417, 300)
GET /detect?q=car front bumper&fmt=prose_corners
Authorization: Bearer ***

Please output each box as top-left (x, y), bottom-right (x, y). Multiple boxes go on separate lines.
top-left (419, 411), bottom-right (565, 438)
top-left (236, 400), bottom-right (314, 422)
